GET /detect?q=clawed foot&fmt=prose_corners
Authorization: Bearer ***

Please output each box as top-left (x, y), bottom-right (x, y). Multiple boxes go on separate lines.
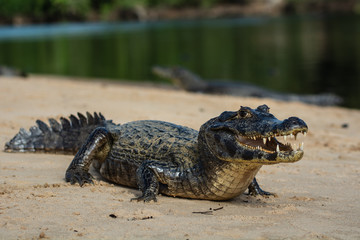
top-left (65, 168), bottom-right (93, 186)
top-left (247, 178), bottom-right (278, 197)
top-left (247, 188), bottom-right (277, 197)
top-left (130, 192), bottom-right (157, 203)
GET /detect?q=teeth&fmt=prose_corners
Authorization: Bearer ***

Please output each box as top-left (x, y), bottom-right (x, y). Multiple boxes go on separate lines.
top-left (244, 131), bottom-right (306, 154)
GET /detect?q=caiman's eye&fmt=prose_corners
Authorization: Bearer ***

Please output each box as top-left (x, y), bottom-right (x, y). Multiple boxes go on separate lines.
top-left (238, 109), bottom-right (252, 118)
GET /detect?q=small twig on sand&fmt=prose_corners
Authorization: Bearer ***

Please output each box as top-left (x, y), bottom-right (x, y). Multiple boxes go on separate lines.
top-left (192, 206), bottom-right (224, 215)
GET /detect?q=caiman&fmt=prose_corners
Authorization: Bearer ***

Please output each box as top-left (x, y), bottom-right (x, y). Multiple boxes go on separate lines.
top-left (0, 65), bottom-right (27, 77)
top-left (152, 66), bottom-right (342, 106)
top-left (4, 105), bottom-right (308, 202)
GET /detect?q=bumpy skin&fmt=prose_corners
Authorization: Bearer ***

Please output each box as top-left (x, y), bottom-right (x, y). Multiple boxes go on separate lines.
top-left (152, 66), bottom-right (343, 106)
top-left (4, 106), bottom-right (308, 202)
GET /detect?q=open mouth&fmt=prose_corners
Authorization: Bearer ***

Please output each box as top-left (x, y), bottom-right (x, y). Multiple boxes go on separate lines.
top-left (236, 129), bottom-right (307, 154)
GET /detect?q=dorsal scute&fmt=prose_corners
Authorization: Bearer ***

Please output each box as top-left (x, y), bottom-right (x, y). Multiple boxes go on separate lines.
top-left (36, 120), bottom-right (50, 133)
top-left (49, 118), bottom-right (61, 132)
top-left (69, 114), bottom-right (80, 128)
top-left (77, 113), bottom-right (87, 126)
top-left (86, 112), bottom-right (95, 125)
top-left (60, 117), bottom-right (71, 130)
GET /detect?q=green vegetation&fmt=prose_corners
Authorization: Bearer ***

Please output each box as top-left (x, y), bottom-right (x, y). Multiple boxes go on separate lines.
top-left (0, 0), bottom-right (242, 23)
top-left (0, 0), bottom-right (358, 24)
top-left (0, 0), bottom-right (91, 22)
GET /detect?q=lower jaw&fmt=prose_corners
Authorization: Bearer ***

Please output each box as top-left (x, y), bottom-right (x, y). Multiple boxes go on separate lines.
top-left (273, 150), bottom-right (304, 164)
top-left (244, 149), bottom-right (304, 165)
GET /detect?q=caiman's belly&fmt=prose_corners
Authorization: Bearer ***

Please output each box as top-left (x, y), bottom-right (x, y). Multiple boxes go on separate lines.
top-left (157, 163), bottom-right (262, 200)
top-left (98, 157), bottom-right (261, 200)
top-left (97, 153), bottom-right (261, 200)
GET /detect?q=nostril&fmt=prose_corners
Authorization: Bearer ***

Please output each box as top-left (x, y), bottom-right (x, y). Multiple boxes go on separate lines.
top-left (286, 117), bottom-right (299, 124)
top-left (288, 117), bottom-right (299, 123)
top-left (284, 117), bottom-right (308, 130)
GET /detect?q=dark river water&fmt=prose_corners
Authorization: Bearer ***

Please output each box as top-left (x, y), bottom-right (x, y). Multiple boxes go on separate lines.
top-left (0, 14), bottom-right (359, 108)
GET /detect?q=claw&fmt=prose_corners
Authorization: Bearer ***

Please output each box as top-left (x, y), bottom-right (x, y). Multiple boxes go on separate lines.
top-left (65, 168), bottom-right (93, 186)
top-left (248, 189), bottom-right (277, 197)
top-left (77, 175), bottom-right (94, 187)
top-left (247, 178), bottom-right (278, 198)
top-left (130, 192), bottom-right (158, 203)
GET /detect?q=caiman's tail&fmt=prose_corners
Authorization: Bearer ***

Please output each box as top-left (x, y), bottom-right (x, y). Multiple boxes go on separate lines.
top-left (4, 112), bottom-right (114, 154)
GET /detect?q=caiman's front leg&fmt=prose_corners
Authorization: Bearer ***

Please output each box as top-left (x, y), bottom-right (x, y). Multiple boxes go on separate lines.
top-left (131, 160), bottom-right (166, 202)
top-left (247, 178), bottom-right (276, 197)
top-left (65, 127), bottom-right (113, 186)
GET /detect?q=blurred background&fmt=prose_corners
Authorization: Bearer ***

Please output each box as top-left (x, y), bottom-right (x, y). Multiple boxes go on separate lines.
top-left (0, 0), bottom-right (359, 108)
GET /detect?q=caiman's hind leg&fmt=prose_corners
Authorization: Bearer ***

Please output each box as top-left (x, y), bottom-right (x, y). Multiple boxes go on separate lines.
top-left (65, 127), bottom-right (113, 186)
top-left (247, 178), bottom-right (276, 197)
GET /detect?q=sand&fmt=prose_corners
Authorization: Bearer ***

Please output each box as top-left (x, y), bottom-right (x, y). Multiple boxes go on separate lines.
top-left (0, 75), bottom-right (359, 240)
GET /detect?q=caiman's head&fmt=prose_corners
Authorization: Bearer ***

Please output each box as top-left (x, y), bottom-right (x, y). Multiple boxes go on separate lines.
top-left (199, 104), bottom-right (308, 164)
top-left (152, 65), bottom-right (208, 92)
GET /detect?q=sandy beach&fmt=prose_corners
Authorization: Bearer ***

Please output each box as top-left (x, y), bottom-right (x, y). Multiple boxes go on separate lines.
top-left (0, 75), bottom-right (359, 239)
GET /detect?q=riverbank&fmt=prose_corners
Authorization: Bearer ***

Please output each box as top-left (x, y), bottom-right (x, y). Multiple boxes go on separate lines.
top-left (0, 75), bottom-right (360, 239)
